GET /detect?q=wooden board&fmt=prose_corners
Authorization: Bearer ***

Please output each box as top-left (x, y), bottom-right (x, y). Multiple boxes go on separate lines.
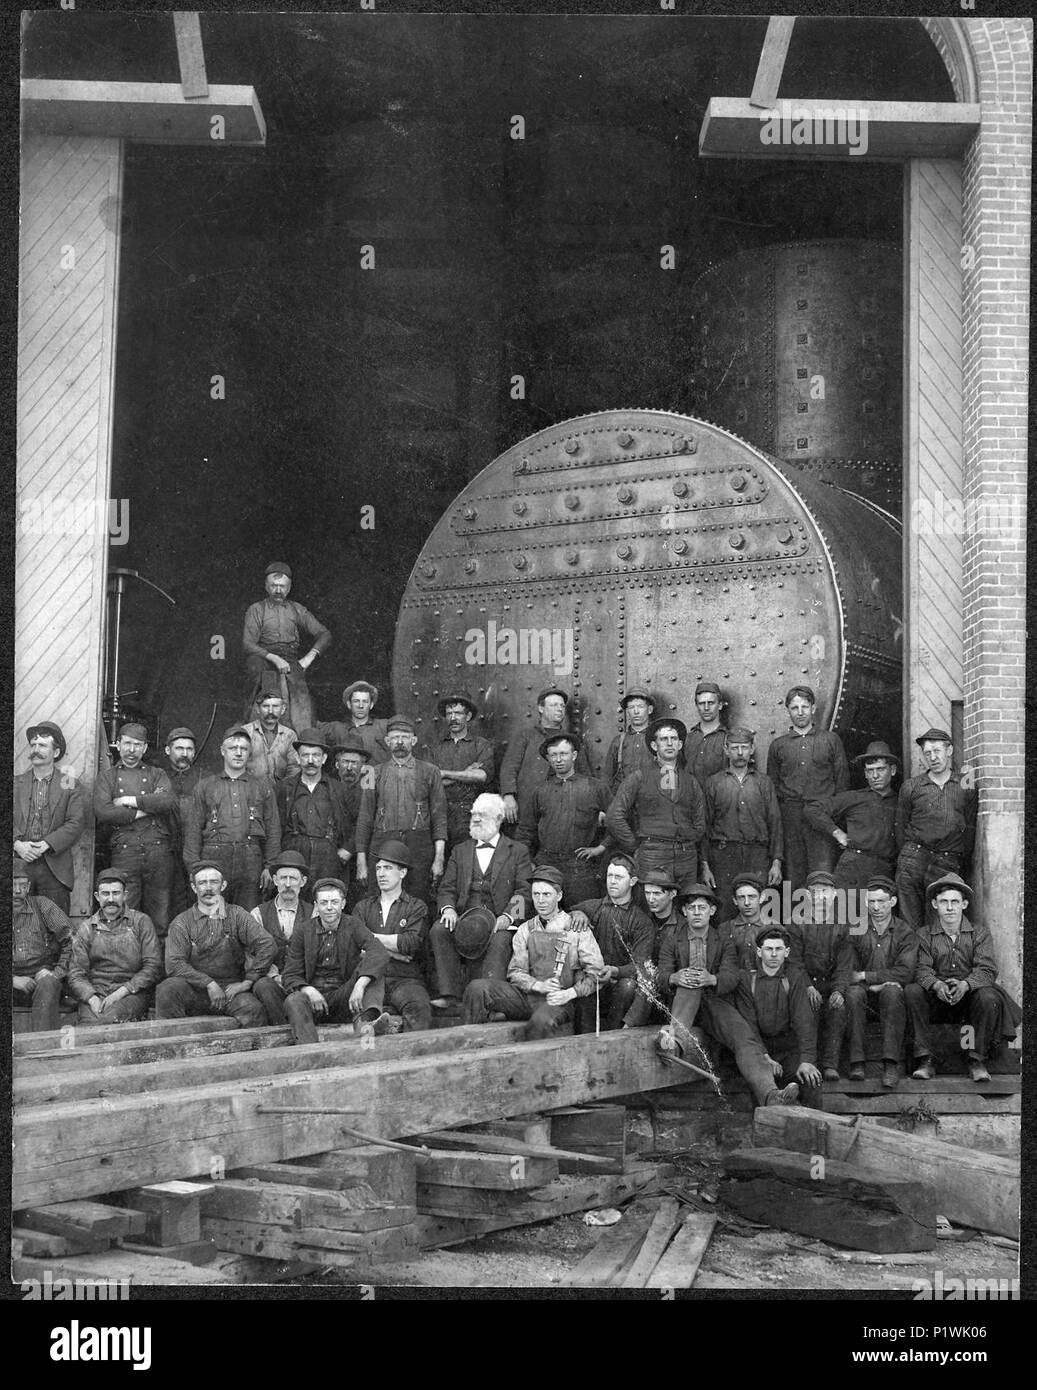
top-left (200, 1179), bottom-right (413, 1232)
top-left (560, 1211), bottom-right (655, 1288)
top-left (822, 1092), bottom-right (1021, 1116)
top-left (17, 1200), bottom-right (147, 1240)
top-left (550, 1104), bottom-right (626, 1173)
top-left (14, 1015), bottom-right (240, 1054)
top-left (753, 1108), bottom-right (1019, 1238)
top-left (299, 1147), bottom-right (416, 1206)
top-left (721, 1179), bottom-right (936, 1253)
top-left (201, 1216), bottom-right (415, 1263)
top-left (621, 1197), bottom-right (682, 1288)
top-left (12, 1226), bottom-right (109, 1257)
top-left (15, 1026), bottom-right (291, 1077)
top-left (418, 1150), bottom-right (558, 1190)
top-left (119, 1182), bottom-right (213, 1247)
top-left (21, 79), bottom-right (266, 147)
top-left (646, 1212), bottom-right (717, 1290)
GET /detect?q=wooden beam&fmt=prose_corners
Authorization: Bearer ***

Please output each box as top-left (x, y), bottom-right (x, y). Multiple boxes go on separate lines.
top-left (561, 1210), bottom-right (654, 1288)
top-left (14, 1015), bottom-right (239, 1054)
top-left (750, 17), bottom-right (795, 110)
top-left (699, 98), bottom-right (980, 162)
top-left (20, 80), bottom-right (265, 146)
top-left (413, 1130), bottom-right (617, 1172)
top-left (645, 1212), bottom-right (716, 1290)
top-left (15, 1025), bottom-right (292, 1077)
top-left (173, 13), bottom-right (209, 100)
top-left (621, 1197), bottom-right (682, 1287)
top-left (14, 1030), bottom-right (681, 1208)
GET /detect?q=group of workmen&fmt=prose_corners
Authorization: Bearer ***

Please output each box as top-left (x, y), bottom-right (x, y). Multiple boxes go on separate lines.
top-left (13, 560), bottom-right (1019, 1100)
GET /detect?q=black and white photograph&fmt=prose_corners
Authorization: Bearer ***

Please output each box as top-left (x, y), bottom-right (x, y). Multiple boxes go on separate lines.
top-left (10, 0), bottom-right (1029, 1330)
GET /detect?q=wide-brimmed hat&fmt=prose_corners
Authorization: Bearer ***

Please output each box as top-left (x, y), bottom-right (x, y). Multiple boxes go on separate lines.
top-left (540, 730), bottom-right (582, 759)
top-left (646, 716), bottom-right (687, 747)
top-left (678, 882), bottom-right (718, 907)
top-left (332, 734), bottom-right (369, 757)
top-left (454, 906), bottom-right (497, 961)
top-left (640, 869), bottom-right (678, 891)
top-left (852, 740), bottom-right (901, 767)
top-left (437, 689), bottom-right (479, 718)
top-left (928, 871), bottom-right (972, 901)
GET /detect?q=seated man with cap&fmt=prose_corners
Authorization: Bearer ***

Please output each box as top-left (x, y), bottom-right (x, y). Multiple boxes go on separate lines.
top-left (895, 727), bottom-right (977, 931)
top-left (242, 675), bottom-right (300, 786)
top-left (606, 717), bottom-right (706, 890)
top-left (637, 868), bottom-right (681, 1025)
top-left (570, 853), bottom-right (656, 1031)
top-left (684, 680), bottom-right (729, 786)
top-left (243, 561), bottom-right (330, 733)
top-left (352, 840), bottom-right (433, 1031)
top-left (732, 926), bottom-right (823, 1105)
top-left (13, 854), bottom-right (73, 1032)
top-left (277, 729), bottom-right (354, 897)
top-left (93, 720), bottom-right (178, 940)
top-left (183, 724), bottom-right (282, 911)
top-left (498, 687), bottom-right (592, 825)
top-left (717, 871), bottom-right (772, 973)
top-left (804, 741), bottom-right (900, 891)
top-left (424, 690), bottom-right (496, 849)
top-left (280, 877), bottom-right (392, 1043)
top-left (905, 873), bottom-right (1021, 1084)
top-left (156, 861), bottom-right (277, 1027)
top-left (844, 876), bottom-right (918, 1088)
top-left (163, 725), bottom-right (203, 917)
top-left (66, 868), bottom-right (163, 1024)
top-left (701, 726), bottom-right (783, 911)
top-left (249, 850), bottom-right (313, 1025)
top-left (14, 719), bottom-right (88, 914)
top-left (462, 865), bottom-right (608, 1040)
top-left (355, 718), bottom-right (448, 905)
top-left (787, 871), bottom-right (854, 1080)
top-left (656, 887), bottom-right (800, 1107)
top-left (605, 688), bottom-right (658, 792)
top-left (321, 681), bottom-right (390, 766)
top-left (765, 686), bottom-right (849, 890)
top-left (431, 792), bottom-right (531, 1011)
top-left (515, 731), bottom-right (612, 905)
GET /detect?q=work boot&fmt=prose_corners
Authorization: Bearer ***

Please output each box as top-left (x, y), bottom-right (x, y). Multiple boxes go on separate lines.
top-left (912, 1056), bottom-right (936, 1080)
top-left (765, 1082), bottom-right (800, 1106)
top-left (882, 1061), bottom-right (899, 1089)
top-left (822, 1067), bottom-right (841, 1082)
top-left (848, 1062), bottom-right (866, 1081)
top-left (353, 1008), bottom-right (391, 1036)
top-left (969, 1058), bottom-right (991, 1083)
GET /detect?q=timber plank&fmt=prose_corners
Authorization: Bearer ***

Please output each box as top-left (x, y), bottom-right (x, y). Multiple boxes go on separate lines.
top-left (119, 1182), bottom-right (213, 1247)
top-left (561, 1211), bottom-right (655, 1288)
top-left (15, 1026), bottom-right (291, 1076)
top-left (12, 1250), bottom-right (239, 1286)
top-left (117, 1239), bottom-right (218, 1266)
top-left (13, 1015), bottom-right (240, 1054)
top-left (645, 1212), bottom-right (717, 1289)
top-left (201, 1216), bottom-right (415, 1262)
top-left (413, 1131), bottom-right (617, 1171)
top-left (822, 1092), bottom-right (1020, 1116)
top-left (12, 1226), bottom-right (109, 1257)
top-left (300, 1148), bottom-right (416, 1206)
top-left (200, 1179), bottom-right (412, 1231)
top-left (620, 1197), bottom-right (682, 1288)
top-left (17, 1200), bottom-right (147, 1240)
top-left (418, 1150), bottom-right (558, 1189)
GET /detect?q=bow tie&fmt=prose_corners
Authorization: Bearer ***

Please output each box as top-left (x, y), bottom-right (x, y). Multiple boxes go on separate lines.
top-left (477, 842), bottom-right (494, 850)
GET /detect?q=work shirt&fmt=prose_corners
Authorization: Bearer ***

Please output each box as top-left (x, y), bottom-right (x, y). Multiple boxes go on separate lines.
top-left (605, 766), bottom-right (707, 853)
top-left (717, 913), bottom-right (767, 974)
top-left (352, 892), bottom-right (430, 981)
top-left (604, 726), bottom-right (657, 792)
top-left (243, 721), bottom-right (300, 785)
top-left (765, 727), bottom-right (849, 803)
top-left (570, 897), bottom-right (655, 979)
top-left (703, 768), bottom-right (783, 857)
top-left (736, 966), bottom-right (818, 1060)
top-left (804, 787), bottom-right (897, 860)
top-left (684, 725), bottom-right (728, 787)
top-left (507, 913), bottom-right (605, 997)
top-left (426, 731), bottom-right (496, 842)
top-left (498, 723), bottom-right (593, 808)
top-left (516, 772), bottom-right (611, 859)
top-left (849, 919), bottom-right (918, 988)
top-left (93, 763), bottom-right (176, 839)
top-left (67, 909), bottom-right (163, 1000)
top-left (895, 773), bottom-right (977, 859)
top-left (915, 916), bottom-right (998, 992)
top-left (26, 772), bottom-right (53, 840)
top-left (355, 756), bottom-right (448, 854)
top-left (164, 902), bottom-right (276, 989)
top-left (278, 773), bottom-right (343, 844)
top-left (184, 772), bottom-right (282, 868)
top-left (13, 894), bottom-right (73, 977)
top-left (242, 598), bottom-right (330, 662)
top-left (788, 919), bottom-right (853, 992)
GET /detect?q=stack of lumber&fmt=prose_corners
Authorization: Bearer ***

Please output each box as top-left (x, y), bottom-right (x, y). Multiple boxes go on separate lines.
top-left (560, 1197), bottom-right (717, 1289)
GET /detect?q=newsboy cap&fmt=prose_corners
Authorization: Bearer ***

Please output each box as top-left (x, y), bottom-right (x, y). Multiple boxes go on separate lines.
top-left (265, 561), bottom-right (292, 578)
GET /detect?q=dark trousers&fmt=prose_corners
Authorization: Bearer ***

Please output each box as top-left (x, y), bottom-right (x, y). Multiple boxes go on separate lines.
top-left (110, 834), bottom-right (175, 935)
top-left (895, 845), bottom-right (963, 931)
top-left (760, 1026), bottom-right (824, 1108)
top-left (429, 922), bottom-right (513, 1000)
top-left (669, 990), bottom-right (783, 1106)
top-left (811, 985), bottom-right (848, 1070)
top-left (463, 979), bottom-right (575, 1039)
top-left (198, 841), bottom-right (265, 911)
top-left (281, 976), bottom-right (384, 1043)
top-left (13, 976), bottom-right (64, 1032)
top-left (371, 831), bottom-right (434, 906)
top-left (154, 977), bottom-right (267, 1027)
top-left (22, 859), bottom-right (70, 915)
top-left (904, 983), bottom-right (1004, 1061)
top-left (76, 993), bottom-right (149, 1025)
top-left (575, 976), bottom-right (638, 1032)
top-left (253, 976), bottom-right (288, 1025)
top-left (833, 848), bottom-right (894, 892)
top-left (245, 651), bottom-right (313, 732)
top-left (284, 834), bottom-right (343, 899)
top-left (778, 801), bottom-right (835, 891)
top-left (845, 981), bottom-right (907, 1063)
top-left (708, 841), bottom-right (770, 916)
top-left (385, 975), bottom-right (432, 1031)
top-left (635, 840), bottom-right (698, 892)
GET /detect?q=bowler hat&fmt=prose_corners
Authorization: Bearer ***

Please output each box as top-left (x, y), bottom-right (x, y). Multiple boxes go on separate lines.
top-left (332, 734), bottom-right (369, 757)
top-left (221, 724), bottom-right (252, 744)
top-left (96, 867), bottom-right (128, 888)
top-left (26, 721), bottom-right (66, 760)
top-left (540, 730), bottom-right (582, 759)
top-left (915, 727), bottom-right (952, 746)
top-left (530, 864), bottom-right (564, 889)
top-left (852, 740), bottom-right (901, 767)
top-left (292, 727), bottom-right (329, 752)
top-left (678, 882), bottom-right (718, 907)
top-left (437, 689), bottom-right (478, 718)
top-left (621, 687), bottom-right (655, 708)
top-left (269, 850), bottom-right (309, 874)
top-left (343, 681), bottom-right (378, 707)
top-left (312, 878), bottom-right (348, 897)
top-left (118, 722), bottom-right (148, 743)
top-left (166, 727), bottom-right (196, 744)
top-left (640, 869), bottom-right (678, 891)
top-left (928, 871), bottom-right (972, 901)
top-left (454, 906), bottom-right (497, 961)
top-left (265, 561), bottom-right (292, 579)
top-left (375, 839), bottom-right (413, 869)
top-left (646, 716), bottom-right (687, 746)
top-left (537, 687), bottom-right (570, 706)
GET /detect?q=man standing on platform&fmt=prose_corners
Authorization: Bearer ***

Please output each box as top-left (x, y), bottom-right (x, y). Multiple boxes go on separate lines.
top-left (13, 720), bottom-right (87, 914)
top-left (93, 721), bottom-right (177, 939)
top-left (163, 726), bottom-right (203, 917)
top-left (321, 681), bottom-right (390, 767)
top-left (765, 686), bottom-right (849, 890)
top-left (354, 717), bottom-right (448, 904)
top-left (684, 681), bottom-right (729, 787)
top-left (604, 688), bottom-right (657, 792)
top-left (606, 717), bottom-right (706, 890)
top-left (895, 728), bottom-right (977, 931)
top-left (66, 868), bottom-right (163, 1024)
top-left (431, 792), bottom-right (531, 1011)
top-left (157, 861), bottom-right (276, 1027)
top-left (183, 725), bottom-right (282, 910)
top-left (515, 732), bottom-right (611, 904)
top-left (13, 855), bottom-right (72, 1032)
top-left (276, 729), bottom-right (353, 896)
top-left (243, 561), bottom-right (330, 733)
top-left (701, 726), bottom-right (783, 910)
top-left (570, 853), bottom-right (656, 1032)
top-left (499, 687), bottom-right (591, 825)
top-left (804, 740), bottom-right (900, 891)
top-left (242, 675), bottom-right (300, 786)
top-left (425, 690), bottom-right (495, 850)
top-left (352, 841), bottom-right (433, 1032)
top-left (844, 876), bottom-right (917, 1088)
top-left (250, 850), bottom-right (313, 1025)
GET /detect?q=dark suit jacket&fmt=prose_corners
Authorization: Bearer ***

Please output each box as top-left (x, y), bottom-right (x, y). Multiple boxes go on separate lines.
top-left (657, 922), bottom-right (739, 998)
top-left (276, 772), bottom-right (355, 852)
top-left (436, 837), bottom-right (532, 921)
top-left (352, 892), bottom-right (429, 980)
top-left (281, 914), bottom-right (390, 993)
top-left (13, 769), bottom-right (89, 890)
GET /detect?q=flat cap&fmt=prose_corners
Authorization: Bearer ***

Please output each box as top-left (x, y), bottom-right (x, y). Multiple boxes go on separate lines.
top-left (221, 724), bottom-right (252, 744)
top-left (265, 561), bottom-right (292, 578)
top-left (756, 925), bottom-right (792, 947)
top-left (731, 872), bottom-right (766, 892)
top-left (386, 716), bottom-right (416, 735)
top-left (312, 877), bottom-right (348, 897)
top-left (725, 726), bottom-right (755, 743)
top-left (189, 860), bottom-right (225, 879)
top-left (805, 871), bottom-right (837, 887)
top-left (165, 727), bottom-right (196, 744)
top-left (694, 681), bottom-right (722, 697)
top-left (621, 687), bottom-right (655, 707)
top-left (915, 727), bottom-right (952, 746)
top-left (866, 876), bottom-right (897, 894)
top-left (678, 882), bottom-right (718, 906)
top-left (118, 722), bottom-right (148, 743)
top-left (530, 864), bottom-right (565, 888)
top-left (536, 687), bottom-right (570, 706)
top-left (96, 867), bottom-right (128, 887)
top-left (540, 730), bottom-right (582, 759)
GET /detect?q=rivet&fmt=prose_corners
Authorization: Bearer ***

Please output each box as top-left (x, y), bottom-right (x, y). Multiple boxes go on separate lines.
top-left (513, 500), bottom-right (527, 516)
top-left (513, 555), bottom-right (528, 570)
top-left (617, 431), bottom-right (634, 447)
top-left (729, 534), bottom-right (746, 550)
top-left (672, 480), bottom-right (689, 499)
top-left (463, 504), bottom-right (477, 521)
top-left (463, 559), bottom-right (476, 574)
top-left (564, 439), bottom-right (579, 455)
top-left (564, 494), bottom-right (580, 510)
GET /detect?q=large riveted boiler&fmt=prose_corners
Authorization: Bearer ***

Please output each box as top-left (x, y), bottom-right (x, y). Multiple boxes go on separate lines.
top-left (392, 410), bottom-right (902, 771)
